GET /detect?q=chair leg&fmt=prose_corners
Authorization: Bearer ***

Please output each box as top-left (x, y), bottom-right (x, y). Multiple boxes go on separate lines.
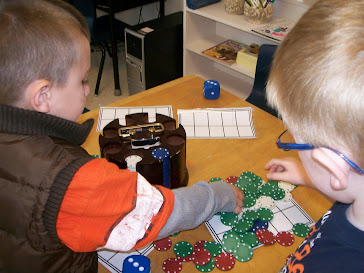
top-left (94, 42), bottom-right (106, 96)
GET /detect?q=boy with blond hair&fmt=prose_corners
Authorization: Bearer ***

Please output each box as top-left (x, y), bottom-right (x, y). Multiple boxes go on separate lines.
top-left (265, 0), bottom-right (364, 271)
top-left (0, 1), bottom-right (244, 272)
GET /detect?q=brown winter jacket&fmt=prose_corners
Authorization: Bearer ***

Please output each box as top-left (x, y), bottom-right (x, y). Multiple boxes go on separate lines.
top-left (0, 104), bottom-right (97, 273)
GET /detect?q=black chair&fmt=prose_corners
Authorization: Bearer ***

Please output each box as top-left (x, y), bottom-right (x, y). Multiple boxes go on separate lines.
top-left (246, 44), bottom-right (278, 117)
top-left (68, 0), bottom-right (129, 96)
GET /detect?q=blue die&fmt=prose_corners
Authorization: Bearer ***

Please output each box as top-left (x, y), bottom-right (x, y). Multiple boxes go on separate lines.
top-left (203, 80), bottom-right (220, 100)
top-left (122, 255), bottom-right (150, 273)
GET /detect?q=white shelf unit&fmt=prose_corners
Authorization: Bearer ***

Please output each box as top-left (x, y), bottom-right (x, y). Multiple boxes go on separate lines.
top-left (183, 0), bottom-right (311, 99)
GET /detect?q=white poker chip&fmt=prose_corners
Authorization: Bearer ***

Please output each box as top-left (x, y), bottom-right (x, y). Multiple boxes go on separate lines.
top-left (277, 192), bottom-right (292, 203)
top-left (278, 181), bottom-right (296, 193)
top-left (256, 196), bottom-right (276, 210)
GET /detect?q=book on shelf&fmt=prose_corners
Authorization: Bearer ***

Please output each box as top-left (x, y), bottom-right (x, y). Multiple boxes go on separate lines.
top-left (202, 40), bottom-right (247, 65)
top-left (251, 18), bottom-right (295, 42)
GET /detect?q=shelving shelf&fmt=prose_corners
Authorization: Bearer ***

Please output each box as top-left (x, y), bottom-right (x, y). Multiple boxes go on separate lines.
top-left (183, 1), bottom-right (309, 99)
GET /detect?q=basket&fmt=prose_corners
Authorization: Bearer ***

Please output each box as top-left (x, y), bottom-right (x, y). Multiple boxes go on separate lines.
top-left (187, 0), bottom-right (221, 10)
top-left (223, 0), bottom-right (244, 15)
top-left (244, 2), bottom-right (273, 24)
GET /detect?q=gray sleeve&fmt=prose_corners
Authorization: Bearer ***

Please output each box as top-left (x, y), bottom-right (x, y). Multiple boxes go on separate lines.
top-left (157, 181), bottom-right (236, 239)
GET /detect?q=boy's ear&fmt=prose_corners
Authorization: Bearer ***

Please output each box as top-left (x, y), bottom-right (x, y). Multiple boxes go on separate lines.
top-left (311, 148), bottom-right (350, 190)
top-left (27, 79), bottom-right (52, 113)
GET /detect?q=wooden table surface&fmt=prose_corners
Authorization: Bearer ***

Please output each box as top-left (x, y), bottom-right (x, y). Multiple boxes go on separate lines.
top-left (78, 75), bottom-right (332, 273)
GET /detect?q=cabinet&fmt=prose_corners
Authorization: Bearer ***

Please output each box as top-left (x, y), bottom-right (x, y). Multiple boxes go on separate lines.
top-left (183, 0), bottom-right (311, 99)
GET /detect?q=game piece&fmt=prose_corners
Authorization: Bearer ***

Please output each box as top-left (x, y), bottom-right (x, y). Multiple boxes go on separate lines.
top-left (257, 208), bottom-right (274, 222)
top-left (152, 147), bottom-right (170, 188)
top-left (173, 241), bottom-right (193, 257)
top-left (170, 231), bottom-right (180, 237)
top-left (91, 154), bottom-right (100, 158)
top-left (162, 258), bottom-right (182, 273)
top-left (240, 232), bottom-right (260, 248)
top-left (215, 252), bottom-right (236, 271)
top-left (222, 233), bottom-right (241, 254)
top-left (275, 231), bottom-right (295, 246)
top-left (220, 212), bottom-right (239, 226)
top-left (232, 219), bottom-right (254, 233)
top-left (209, 177), bottom-right (224, 183)
top-left (233, 243), bottom-right (253, 262)
top-left (99, 113), bottom-right (188, 189)
top-left (242, 196), bottom-right (256, 208)
top-left (122, 255), bottom-right (151, 273)
top-left (191, 248), bottom-right (211, 265)
top-left (250, 219), bottom-right (269, 233)
top-left (203, 80), bottom-right (220, 100)
top-left (255, 229), bottom-right (276, 245)
top-left (203, 241), bottom-right (222, 258)
top-left (225, 176), bottom-right (238, 183)
top-left (242, 210), bottom-right (259, 222)
top-left (153, 237), bottom-right (172, 251)
top-left (195, 258), bottom-right (215, 272)
top-left (194, 240), bottom-right (208, 251)
top-left (292, 223), bottom-right (311, 237)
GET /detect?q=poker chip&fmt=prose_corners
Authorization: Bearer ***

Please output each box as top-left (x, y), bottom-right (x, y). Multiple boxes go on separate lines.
top-left (91, 154), bottom-right (100, 158)
top-left (240, 232), bottom-right (260, 248)
top-left (209, 177), bottom-right (224, 183)
top-left (170, 231), bottom-right (180, 237)
top-left (256, 196), bottom-right (276, 210)
top-left (215, 252), bottom-right (236, 271)
top-left (203, 241), bottom-right (222, 258)
top-left (257, 208), bottom-right (274, 222)
top-left (251, 219), bottom-right (269, 233)
top-left (242, 210), bottom-right (259, 222)
top-left (162, 258), bottom-right (182, 273)
top-left (191, 248), bottom-right (211, 266)
top-left (222, 232), bottom-right (241, 253)
top-left (242, 196), bottom-right (256, 208)
top-left (278, 181), bottom-right (296, 192)
top-left (276, 231), bottom-right (295, 246)
top-left (255, 229), bottom-right (276, 245)
top-left (226, 176), bottom-right (238, 184)
top-left (195, 259), bottom-right (215, 272)
top-left (232, 219), bottom-right (254, 233)
top-left (153, 237), bottom-right (172, 251)
top-left (233, 242), bottom-right (253, 262)
top-left (272, 187), bottom-right (286, 200)
top-left (194, 240), bottom-right (208, 251)
top-left (292, 223), bottom-right (310, 237)
top-left (152, 148), bottom-right (170, 160)
top-left (173, 241), bottom-right (193, 257)
top-left (220, 212), bottom-right (239, 226)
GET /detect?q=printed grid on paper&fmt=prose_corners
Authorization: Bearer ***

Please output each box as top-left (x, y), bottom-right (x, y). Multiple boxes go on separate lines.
top-left (177, 108), bottom-right (256, 139)
top-left (205, 198), bottom-right (315, 249)
top-left (96, 106), bottom-right (173, 132)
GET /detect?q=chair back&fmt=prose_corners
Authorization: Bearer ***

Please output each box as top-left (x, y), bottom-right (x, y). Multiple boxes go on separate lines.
top-left (246, 44), bottom-right (278, 117)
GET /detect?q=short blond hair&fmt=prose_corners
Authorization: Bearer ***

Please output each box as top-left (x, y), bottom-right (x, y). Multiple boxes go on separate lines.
top-left (267, 0), bottom-right (364, 166)
top-left (0, 0), bottom-right (90, 105)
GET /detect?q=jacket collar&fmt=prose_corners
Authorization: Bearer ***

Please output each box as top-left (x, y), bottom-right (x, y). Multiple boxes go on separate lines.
top-left (0, 104), bottom-right (94, 145)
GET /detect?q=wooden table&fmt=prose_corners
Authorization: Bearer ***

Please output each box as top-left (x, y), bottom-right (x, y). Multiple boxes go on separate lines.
top-left (78, 75), bottom-right (332, 273)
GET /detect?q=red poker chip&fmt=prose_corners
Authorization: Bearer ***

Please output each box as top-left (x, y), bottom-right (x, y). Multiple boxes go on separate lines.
top-left (194, 240), bottom-right (207, 251)
top-left (177, 254), bottom-right (194, 263)
top-left (256, 229), bottom-right (276, 245)
top-left (153, 237), bottom-right (172, 251)
top-left (286, 254), bottom-right (293, 262)
top-left (215, 252), bottom-right (235, 271)
top-left (276, 231), bottom-right (295, 246)
top-left (162, 258), bottom-right (183, 273)
top-left (191, 248), bottom-right (211, 266)
top-left (226, 176), bottom-right (238, 184)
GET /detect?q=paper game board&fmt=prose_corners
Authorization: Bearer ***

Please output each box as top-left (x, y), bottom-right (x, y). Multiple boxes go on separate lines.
top-left (96, 106), bottom-right (173, 132)
top-left (177, 107), bottom-right (256, 139)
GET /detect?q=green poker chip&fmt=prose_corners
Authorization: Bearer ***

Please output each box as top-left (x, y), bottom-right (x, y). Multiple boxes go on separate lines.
top-left (220, 212), bottom-right (239, 226)
top-left (222, 232), bottom-right (241, 254)
top-left (170, 231), bottom-right (180, 237)
top-left (173, 241), bottom-right (193, 257)
top-left (233, 242), bottom-right (253, 262)
top-left (232, 219), bottom-right (254, 234)
top-left (243, 196), bottom-right (256, 208)
top-left (242, 210), bottom-right (259, 222)
top-left (195, 258), bottom-right (215, 272)
top-left (240, 232), bottom-right (260, 248)
top-left (209, 177), bottom-right (224, 183)
top-left (272, 187), bottom-right (286, 200)
top-left (257, 208), bottom-right (274, 222)
top-left (203, 241), bottom-right (222, 258)
top-left (292, 223), bottom-right (311, 237)
top-left (91, 155), bottom-right (100, 158)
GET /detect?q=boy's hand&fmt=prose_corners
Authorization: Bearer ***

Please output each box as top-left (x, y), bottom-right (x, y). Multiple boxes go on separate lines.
top-left (264, 157), bottom-right (311, 186)
top-left (229, 184), bottom-right (244, 214)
